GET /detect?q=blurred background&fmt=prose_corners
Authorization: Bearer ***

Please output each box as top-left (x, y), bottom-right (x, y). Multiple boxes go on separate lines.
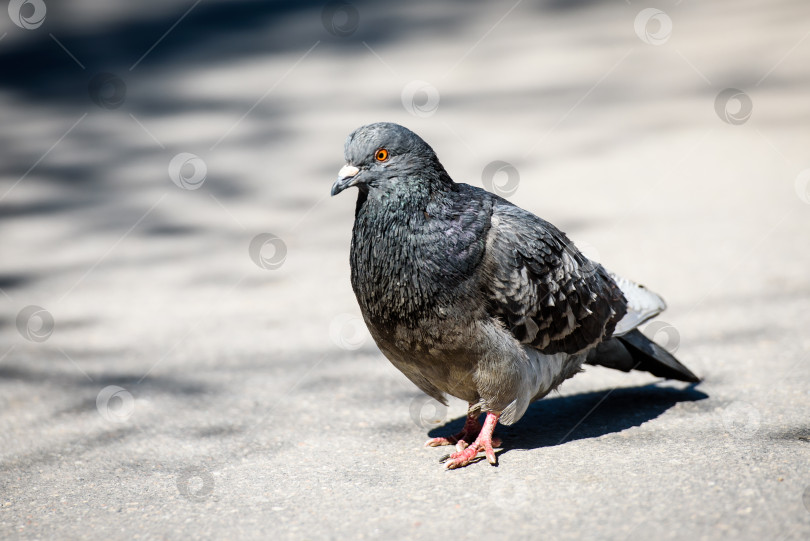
top-left (1, 1), bottom-right (809, 539)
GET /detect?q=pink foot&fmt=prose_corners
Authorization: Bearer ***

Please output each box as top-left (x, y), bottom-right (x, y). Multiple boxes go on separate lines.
top-left (441, 412), bottom-right (501, 469)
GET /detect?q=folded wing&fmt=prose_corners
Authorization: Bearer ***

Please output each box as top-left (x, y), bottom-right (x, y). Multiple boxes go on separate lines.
top-left (483, 201), bottom-right (627, 355)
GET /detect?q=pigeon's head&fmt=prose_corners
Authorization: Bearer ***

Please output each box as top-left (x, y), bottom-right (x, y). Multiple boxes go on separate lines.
top-left (330, 122), bottom-right (451, 197)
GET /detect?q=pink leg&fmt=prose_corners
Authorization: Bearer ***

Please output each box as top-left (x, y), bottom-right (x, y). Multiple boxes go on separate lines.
top-left (441, 412), bottom-right (501, 469)
top-left (424, 407), bottom-right (482, 448)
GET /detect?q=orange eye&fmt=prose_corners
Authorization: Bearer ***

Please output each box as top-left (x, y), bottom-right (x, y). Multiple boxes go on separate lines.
top-left (375, 148), bottom-right (389, 162)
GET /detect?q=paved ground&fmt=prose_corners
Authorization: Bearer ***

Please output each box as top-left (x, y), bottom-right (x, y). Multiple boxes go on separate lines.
top-left (1, 0), bottom-right (809, 539)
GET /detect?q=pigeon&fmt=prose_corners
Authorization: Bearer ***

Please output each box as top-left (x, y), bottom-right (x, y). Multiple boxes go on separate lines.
top-left (331, 122), bottom-right (699, 469)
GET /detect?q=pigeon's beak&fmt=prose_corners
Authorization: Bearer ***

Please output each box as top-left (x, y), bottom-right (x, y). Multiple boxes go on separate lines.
top-left (331, 164), bottom-right (360, 196)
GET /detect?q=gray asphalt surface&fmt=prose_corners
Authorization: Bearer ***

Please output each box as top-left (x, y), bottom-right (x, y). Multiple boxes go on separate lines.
top-left (1, 1), bottom-right (809, 539)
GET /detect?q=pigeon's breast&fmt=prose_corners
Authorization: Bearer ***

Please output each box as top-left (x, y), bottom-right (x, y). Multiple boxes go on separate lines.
top-left (349, 190), bottom-right (492, 336)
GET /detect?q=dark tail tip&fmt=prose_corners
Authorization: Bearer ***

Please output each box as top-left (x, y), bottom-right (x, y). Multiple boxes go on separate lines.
top-left (617, 329), bottom-right (700, 383)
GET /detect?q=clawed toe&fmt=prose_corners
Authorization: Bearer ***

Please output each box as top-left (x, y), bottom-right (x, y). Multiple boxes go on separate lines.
top-left (444, 444), bottom-right (487, 469)
top-left (483, 441), bottom-right (498, 465)
top-left (424, 436), bottom-right (458, 447)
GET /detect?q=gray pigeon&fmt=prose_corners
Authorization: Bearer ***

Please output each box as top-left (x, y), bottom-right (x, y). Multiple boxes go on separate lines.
top-left (331, 122), bottom-right (699, 469)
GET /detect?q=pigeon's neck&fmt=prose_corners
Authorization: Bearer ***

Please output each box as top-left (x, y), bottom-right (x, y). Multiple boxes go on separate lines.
top-left (357, 173), bottom-right (450, 217)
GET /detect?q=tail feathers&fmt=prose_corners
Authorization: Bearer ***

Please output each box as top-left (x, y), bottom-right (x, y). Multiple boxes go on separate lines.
top-left (587, 329), bottom-right (700, 383)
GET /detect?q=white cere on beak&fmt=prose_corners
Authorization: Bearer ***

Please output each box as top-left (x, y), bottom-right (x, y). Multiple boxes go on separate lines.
top-left (338, 164), bottom-right (360, 180)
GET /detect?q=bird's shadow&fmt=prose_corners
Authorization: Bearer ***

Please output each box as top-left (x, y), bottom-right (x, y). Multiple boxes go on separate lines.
top-left (428, 383), bottom-right (708, 461)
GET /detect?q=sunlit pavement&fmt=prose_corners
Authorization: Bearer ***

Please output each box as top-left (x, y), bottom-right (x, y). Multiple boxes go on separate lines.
top-left (1, 1), bottom-right (809, 539)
